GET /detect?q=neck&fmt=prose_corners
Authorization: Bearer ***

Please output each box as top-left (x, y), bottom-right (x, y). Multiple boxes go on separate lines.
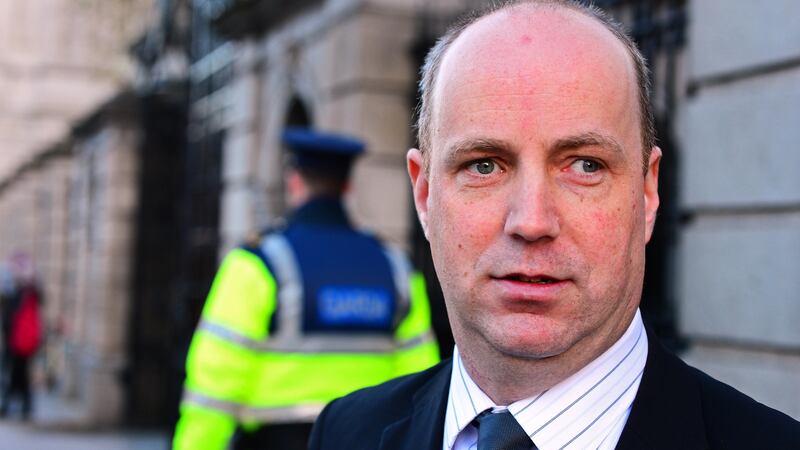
top-left (457, 311), bottom-right (638, 405)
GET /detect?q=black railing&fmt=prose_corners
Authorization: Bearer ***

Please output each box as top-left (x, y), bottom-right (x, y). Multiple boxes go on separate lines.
top-left (200, 0), bottom-right (323, 38)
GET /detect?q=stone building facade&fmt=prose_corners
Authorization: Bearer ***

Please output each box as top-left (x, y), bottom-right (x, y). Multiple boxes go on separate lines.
top-left (676, 0), bottom-right (800, 418)
top-left (209, 0), bottom-right (451, 252)
top-left (0, 0), bottom-right (797, 429)
top-left (0, 0), bottom-right (156, 427)
top-left (58, 97), bottom-right (144, 425)
top-left (207, 0), bottom-right (800, 420)
top-left (0, 0), bottom-right (155, 181)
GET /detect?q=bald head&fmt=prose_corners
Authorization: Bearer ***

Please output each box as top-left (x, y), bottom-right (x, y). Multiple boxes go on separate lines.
top-left (416, 0), bottom-right (655, 172)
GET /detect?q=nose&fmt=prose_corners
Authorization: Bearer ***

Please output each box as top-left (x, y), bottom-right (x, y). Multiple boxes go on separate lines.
top-left (503, 175), bottom-right (561, 242)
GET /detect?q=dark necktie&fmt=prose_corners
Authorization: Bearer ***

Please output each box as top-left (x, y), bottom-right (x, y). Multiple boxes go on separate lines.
top-left (473, 409), bottom-right (537, 450)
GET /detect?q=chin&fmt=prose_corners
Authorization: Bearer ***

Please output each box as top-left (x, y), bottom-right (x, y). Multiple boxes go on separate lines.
top-left (487, 322), bottom-right (574, 361)
top-left (493, 338), bottom-right (572, 360)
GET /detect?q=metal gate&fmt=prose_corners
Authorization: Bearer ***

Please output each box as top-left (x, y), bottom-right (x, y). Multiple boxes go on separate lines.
top-left (162, 2), bottom-right (232, 427)
top-left (127, 87), bottom-right (189, 426)
top-left (125, 0), bottom-right (232, 427)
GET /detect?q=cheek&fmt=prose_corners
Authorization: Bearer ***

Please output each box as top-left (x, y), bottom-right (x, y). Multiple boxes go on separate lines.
top-left (590, 209), bottom-right (614, 228)
top-left (433, 186), bottom-right (495, 230)
top-left (429, 190), bottom-right (502, 262)
top-left (575, 206), bottom-right (634, 261)
top-left (584, 207), bottom-right (620, 237)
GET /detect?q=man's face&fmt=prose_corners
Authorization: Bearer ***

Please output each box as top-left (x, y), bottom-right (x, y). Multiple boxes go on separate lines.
top-left (408, 7), bottom-right (661, 362)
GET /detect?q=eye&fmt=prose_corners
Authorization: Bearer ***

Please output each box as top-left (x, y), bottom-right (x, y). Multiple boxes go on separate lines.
top-left (570, 159), bottom-right (603, 174)
top-left (468, 159), bottom-right (497, 175)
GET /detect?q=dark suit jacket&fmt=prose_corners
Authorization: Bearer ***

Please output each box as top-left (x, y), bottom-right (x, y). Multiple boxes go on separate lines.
top-left (309, 329), bottom-right (800, 449)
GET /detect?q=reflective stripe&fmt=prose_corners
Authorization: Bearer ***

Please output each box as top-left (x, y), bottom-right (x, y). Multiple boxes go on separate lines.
top-left (182, 390), bottom-right (323, 424)
top-left (261, 234), bottom-right (303, 339)
top-left (200, 318), bottom-right (432, 353)
top-left (182, 389), bottom-right (241, 416)
top-left (383, 245), bottom-right (412, 328)
top-left (198, 319), bottom-right (264, 352)
top-left (261, 335), bottom-right (395, 353)
top-left (398, 330), bottom-right (436, 351)
top-left (241, 403), bottom-right (324, 424)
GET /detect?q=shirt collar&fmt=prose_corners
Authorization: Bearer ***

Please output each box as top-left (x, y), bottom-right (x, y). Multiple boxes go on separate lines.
top-left (443, 310), bottom-right (648, 450)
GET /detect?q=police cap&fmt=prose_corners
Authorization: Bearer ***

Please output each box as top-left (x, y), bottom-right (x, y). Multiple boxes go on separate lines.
top-left (282, 127), bottom-right (365, 179)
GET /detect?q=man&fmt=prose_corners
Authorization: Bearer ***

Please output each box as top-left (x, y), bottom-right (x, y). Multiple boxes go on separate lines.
top-left (309, 1), bottom-right (800, 449)
top-left (173, 127), bottom-right (439, 450)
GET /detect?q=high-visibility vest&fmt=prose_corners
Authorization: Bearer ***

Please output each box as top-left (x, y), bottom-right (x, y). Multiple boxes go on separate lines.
top-left (173, 229), bottom-right (439, 450)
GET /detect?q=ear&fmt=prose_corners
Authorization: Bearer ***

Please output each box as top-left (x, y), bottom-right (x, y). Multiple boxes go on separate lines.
top-left (286, 169), bottom-right (302, 191)
top-left (285, 169), bottom-right (309, 208)
top-left (407, 148), bottom-right (431, 240)
top-left (644, 146), bottom-right (662, 243)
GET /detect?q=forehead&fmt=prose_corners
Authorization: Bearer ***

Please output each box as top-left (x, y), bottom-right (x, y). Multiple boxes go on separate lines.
top-left (431, 6), bottom-right (639, 151)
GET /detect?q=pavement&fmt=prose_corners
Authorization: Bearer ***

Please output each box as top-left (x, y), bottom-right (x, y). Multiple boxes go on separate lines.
top-left (0, 389), bottom-right (170, 450)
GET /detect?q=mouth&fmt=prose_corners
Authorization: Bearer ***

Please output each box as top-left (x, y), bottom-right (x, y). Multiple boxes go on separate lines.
top-left (490, 273), bottom-right (568, 302)
top-left (499, 274), bottom-right (562, 284)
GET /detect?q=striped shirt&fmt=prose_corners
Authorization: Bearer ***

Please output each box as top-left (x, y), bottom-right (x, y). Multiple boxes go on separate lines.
top-left (443, 310), bottom-right (648, 450)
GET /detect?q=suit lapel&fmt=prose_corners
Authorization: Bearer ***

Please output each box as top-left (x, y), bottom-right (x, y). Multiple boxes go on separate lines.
top-left (374, 330), bottom-right (713, 450)
top-left (616, 328), bottom-right (709, 450)
top-left (378, 360), bottom-right (452, 450)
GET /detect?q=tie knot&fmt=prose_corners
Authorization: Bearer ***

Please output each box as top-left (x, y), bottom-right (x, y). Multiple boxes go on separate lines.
top-left (473, 409), bottom-right (535, 450)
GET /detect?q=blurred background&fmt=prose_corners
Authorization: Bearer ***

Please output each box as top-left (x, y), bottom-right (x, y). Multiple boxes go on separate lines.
top-left (0, 0), bottom-right (798, 447)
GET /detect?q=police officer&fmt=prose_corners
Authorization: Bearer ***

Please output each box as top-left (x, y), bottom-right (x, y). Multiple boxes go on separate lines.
top-left (173, 127), bottom-right (440, 450)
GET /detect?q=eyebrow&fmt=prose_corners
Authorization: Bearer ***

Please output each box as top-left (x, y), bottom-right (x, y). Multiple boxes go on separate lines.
top-left (443, 137), bottom-right (515, 166)
top-left (441, 131), bottom-right (624, 167)
top-left (552, 131), bottom-right (624, 155)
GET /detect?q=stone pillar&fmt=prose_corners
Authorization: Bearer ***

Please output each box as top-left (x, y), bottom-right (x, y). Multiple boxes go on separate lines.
top-left (36, 153), bottom-right (74, 392)
top-left (677, 0), bottom-right (800, 419)
top-left (224, 0), bottom-right (420, 252)
top-left (60, 113), bottom-right (141, 426)
top-left (316, 3), bottom-right (419, 249)
top-left (220, 42), bottom-right (263, 255)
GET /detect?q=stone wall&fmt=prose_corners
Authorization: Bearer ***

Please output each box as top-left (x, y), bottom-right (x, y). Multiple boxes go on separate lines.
top-left (218, 0), bottom-right (432, 255)
top-left (0, 0), bottom-right (156, 425)
top-left (58, 111), bottom-right (142, 426)
top-left (0, 0), bottom-right (155, 181)
top-left (677, 0), bottom-right (800, 419)
top-left (0, 127), bottom-right (143, 427)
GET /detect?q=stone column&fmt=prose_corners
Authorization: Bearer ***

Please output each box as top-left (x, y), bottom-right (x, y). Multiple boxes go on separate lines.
top-left (36, 153), bottom-right (74, 392)
top-left (220, 42), bottom-right (264, 255)
top-left (59, 112), bottom-right (141, 426)
top-left (232, 0), bottom-right (420, 251)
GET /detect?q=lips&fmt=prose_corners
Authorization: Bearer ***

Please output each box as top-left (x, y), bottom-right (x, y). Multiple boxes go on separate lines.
top-left (490, 272), bottom-right (570, 301)
top-left (504, 274), bottom-right (560, 284)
